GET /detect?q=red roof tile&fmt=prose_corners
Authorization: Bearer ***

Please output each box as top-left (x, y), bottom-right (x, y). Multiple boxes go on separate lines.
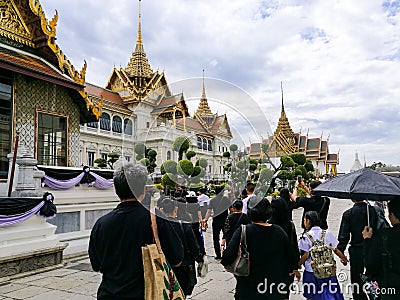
top-left (85, 83), bottom-right (124, 104)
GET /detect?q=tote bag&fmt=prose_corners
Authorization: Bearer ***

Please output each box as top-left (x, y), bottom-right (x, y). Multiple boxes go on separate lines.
top-left (225, 224), bottom-right (250, 276)
top-left (142, 211), bottom-right (185, 300)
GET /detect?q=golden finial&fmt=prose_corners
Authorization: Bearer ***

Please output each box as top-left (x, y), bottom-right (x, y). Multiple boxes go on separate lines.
top-left (126, 0), bottom-right (152, 77)
top-left (137, 0), bottom-right (142, 45)
top-left (196, 69), bottom-right (212, 115)
top-left (202, 69), bottom-right (206, 99)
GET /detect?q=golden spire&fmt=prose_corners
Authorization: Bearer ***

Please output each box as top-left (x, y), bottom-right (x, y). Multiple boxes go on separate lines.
top-left (196, 69), bottom-right (212, 115)
top-left (274, 82), bottom-right (295, 137)
top-left (126, 0), bottom-right (153, 78)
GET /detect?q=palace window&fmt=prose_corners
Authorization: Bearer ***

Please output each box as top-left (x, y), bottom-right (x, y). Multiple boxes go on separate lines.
top-left (124, 119), bottom-right (133, 135)
top-left (208, 140), bottom-right (212, 151)
top-left (101, 153), bottom-right (108, 161)
top-left (202, 138), bottom-right (207, 150)
top-left (87, 151), bottom-right (95, 167)
top-left (99, 112), bottom-right (111, 130)
top-left (112, 116), bottom-right (122, 133)
top-left (37, 112), bottom-right (67, 166)
top-left (197, 137), bottom-right (202, 149)
top-left (167, 151), bottom-right (171, 160)
top-left (0, 72), bottom-right (12, 178)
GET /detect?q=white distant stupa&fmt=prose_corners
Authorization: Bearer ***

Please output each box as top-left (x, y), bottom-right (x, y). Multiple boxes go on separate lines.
top-left (350, 151), bottom-right (363, 172)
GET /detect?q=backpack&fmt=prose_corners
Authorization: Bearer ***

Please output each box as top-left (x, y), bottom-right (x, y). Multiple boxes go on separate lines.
top-left (305, 230), bottom-right (336, 279)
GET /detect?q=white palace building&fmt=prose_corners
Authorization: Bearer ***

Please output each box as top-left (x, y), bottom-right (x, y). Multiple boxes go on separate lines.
top-left (79, 3), bottom-right (233, 182)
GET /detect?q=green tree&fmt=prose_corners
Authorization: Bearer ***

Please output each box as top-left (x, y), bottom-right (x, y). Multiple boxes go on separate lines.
top-left (161, 160), bottom-right (177, 175)
top-left (162, 173), bottom-right (177, 188)
top-left (229, 144), bottom-right (238, 152)
top-left (94, 158), bottom-right (107, 168)
top-left (223, 151), bottom-right (231, 158)
top-left (107, 152), bottom-right (120, 169)
top-left (172, 136), bottom-right (190, 161)
top-left (134, 143), bottom-right (146, 160)
top-left (195, 158), bottom-right (208, 169)
top-left (177, 160), bottom-right (194, 177)
top-left (186, 150), bottom-right (196, 160)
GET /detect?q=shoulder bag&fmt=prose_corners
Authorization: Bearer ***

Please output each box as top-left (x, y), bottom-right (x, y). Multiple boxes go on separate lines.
top-left (225, 224), bottom-right (250, 276)
top-left (142, 210), bottom-right (185, 300)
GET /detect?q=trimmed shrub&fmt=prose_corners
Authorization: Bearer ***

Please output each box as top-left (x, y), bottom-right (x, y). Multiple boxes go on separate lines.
top-left (178, 160), bottom-right (194, 176)
top-left (162, 173), bottom-right (177, 188)
top-left (186, 150), bottom-right (196, 160)
top-left (229, 144), bottom-right (238, 152)
top-left (195, 158), bottom-right (207, 169)
top-left (161, 160), bottom-right (177, 175)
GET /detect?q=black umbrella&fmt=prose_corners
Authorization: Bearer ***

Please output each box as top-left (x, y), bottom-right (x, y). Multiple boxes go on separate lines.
top-left (313, 168), bottom-right (400, 201)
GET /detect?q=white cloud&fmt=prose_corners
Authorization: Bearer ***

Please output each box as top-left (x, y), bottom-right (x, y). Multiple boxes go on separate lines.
top-left (40, 0), bottom-right (400, 172)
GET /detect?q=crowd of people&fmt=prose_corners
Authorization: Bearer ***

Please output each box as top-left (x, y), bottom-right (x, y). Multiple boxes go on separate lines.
top-left (89, 162), bottom-right (400, 300)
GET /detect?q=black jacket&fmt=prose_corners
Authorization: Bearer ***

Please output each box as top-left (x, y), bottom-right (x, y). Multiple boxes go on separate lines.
top-left (337, 202), bottom-right (379, 253)
top-left (89, 201), bottom-right (184, 300)
top-left (294, 195), bottom-right (330, 230)
top-left (364, 224), bottom-right (400, 300)
top-left (168, 218), bottom-right (203, 266)
top-left (221, 224), bottom-right (298, 300)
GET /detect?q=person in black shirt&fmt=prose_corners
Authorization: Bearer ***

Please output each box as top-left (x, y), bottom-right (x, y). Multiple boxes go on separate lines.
top-left (270, 194), bottom-right (300, 300)
top-left (290, 180), bottom-right (330, 230)
top-left (186, 193), bottom-right (206, 255)
top-left (221, 197), bottom-right (299, 300)
top-left (337, 199), bottom-right (379, 300)
top-left (88, 162), bottom-right (184, 300)
top-left (278, 188), bottom-right (296, 221)
top-left (221, 199), bottom-right (250, 250)
top-left (203, 186), bottom-right (232, 259)
top-left (362, 200), bottom-right (400, 300)
top-left (159, 197), bottom-right (203, 297)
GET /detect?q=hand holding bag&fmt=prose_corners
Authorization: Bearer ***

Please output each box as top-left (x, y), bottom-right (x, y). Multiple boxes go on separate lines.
top-left (142, 210), bottom-right (185, 300)
top-left (225, 224), bottom-right (250, 276)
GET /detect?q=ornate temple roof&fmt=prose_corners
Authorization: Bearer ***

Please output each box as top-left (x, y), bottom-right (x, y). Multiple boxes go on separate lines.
top-left (0, 45), bottom-right (82, 90)
top-left (0, 0), bottom-right (100, 122)
top-left (250, 84), bottom-right (339, 169)
top-left (85, 83), bottom-right (131, 115)
top-left (125, 0), bottom-right (152, 78)
top-left (268, 86), bottom-right (297, 156)
top-left (195, 72), bottom-right (212, 115)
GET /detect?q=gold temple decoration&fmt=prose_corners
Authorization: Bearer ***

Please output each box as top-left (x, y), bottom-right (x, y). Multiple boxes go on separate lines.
top-left (269, 83), bottom-right (296, 156)
top-left (88, 96), bottom-right (104, 120)
top-left (28, 0), bottom-right (101, 119)
top-left (195, 70), bottom-right (212, 115)
top-left (0, 0), bottom-right (33, 47)
top-left (125, 0), bottom-right (152, 78)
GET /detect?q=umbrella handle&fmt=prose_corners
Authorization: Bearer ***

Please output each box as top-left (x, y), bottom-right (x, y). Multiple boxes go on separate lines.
top-left (366, 200), bottom-right (370, 228)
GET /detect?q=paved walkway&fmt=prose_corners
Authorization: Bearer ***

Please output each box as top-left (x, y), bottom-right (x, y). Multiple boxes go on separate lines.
top-left (0, 199), bottom-right (356, 299)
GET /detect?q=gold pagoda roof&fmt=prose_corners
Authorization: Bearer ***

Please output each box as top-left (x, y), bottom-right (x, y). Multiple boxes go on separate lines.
top-left (195, 74), bottom-right (212, 115)
top-left (125, 0), bottom-right (152, 78)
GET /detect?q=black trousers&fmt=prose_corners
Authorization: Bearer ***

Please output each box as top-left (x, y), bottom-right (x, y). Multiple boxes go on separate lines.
top-left (173, 264), bottom-right (197, 296)
top-left (349, 246), bottom-right (368, 300)
top-left (212, 219), bottom-right (225, 258)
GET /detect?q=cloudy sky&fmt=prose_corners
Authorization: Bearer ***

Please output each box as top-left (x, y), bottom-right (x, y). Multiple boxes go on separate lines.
top-left (40, 0), bottom-right (400, 173)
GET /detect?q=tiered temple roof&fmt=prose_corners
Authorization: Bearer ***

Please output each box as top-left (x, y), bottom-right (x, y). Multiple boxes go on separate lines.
top-left (0, 0), bottom-right (100, 122)
top-left (250, 86), bottom-right (339, 175)
top-left (89, 1), bottom-right (232, 140)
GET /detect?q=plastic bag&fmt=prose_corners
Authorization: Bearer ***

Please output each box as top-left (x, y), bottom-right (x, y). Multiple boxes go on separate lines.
top-left (197, 255), bottom-right (208, 278)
